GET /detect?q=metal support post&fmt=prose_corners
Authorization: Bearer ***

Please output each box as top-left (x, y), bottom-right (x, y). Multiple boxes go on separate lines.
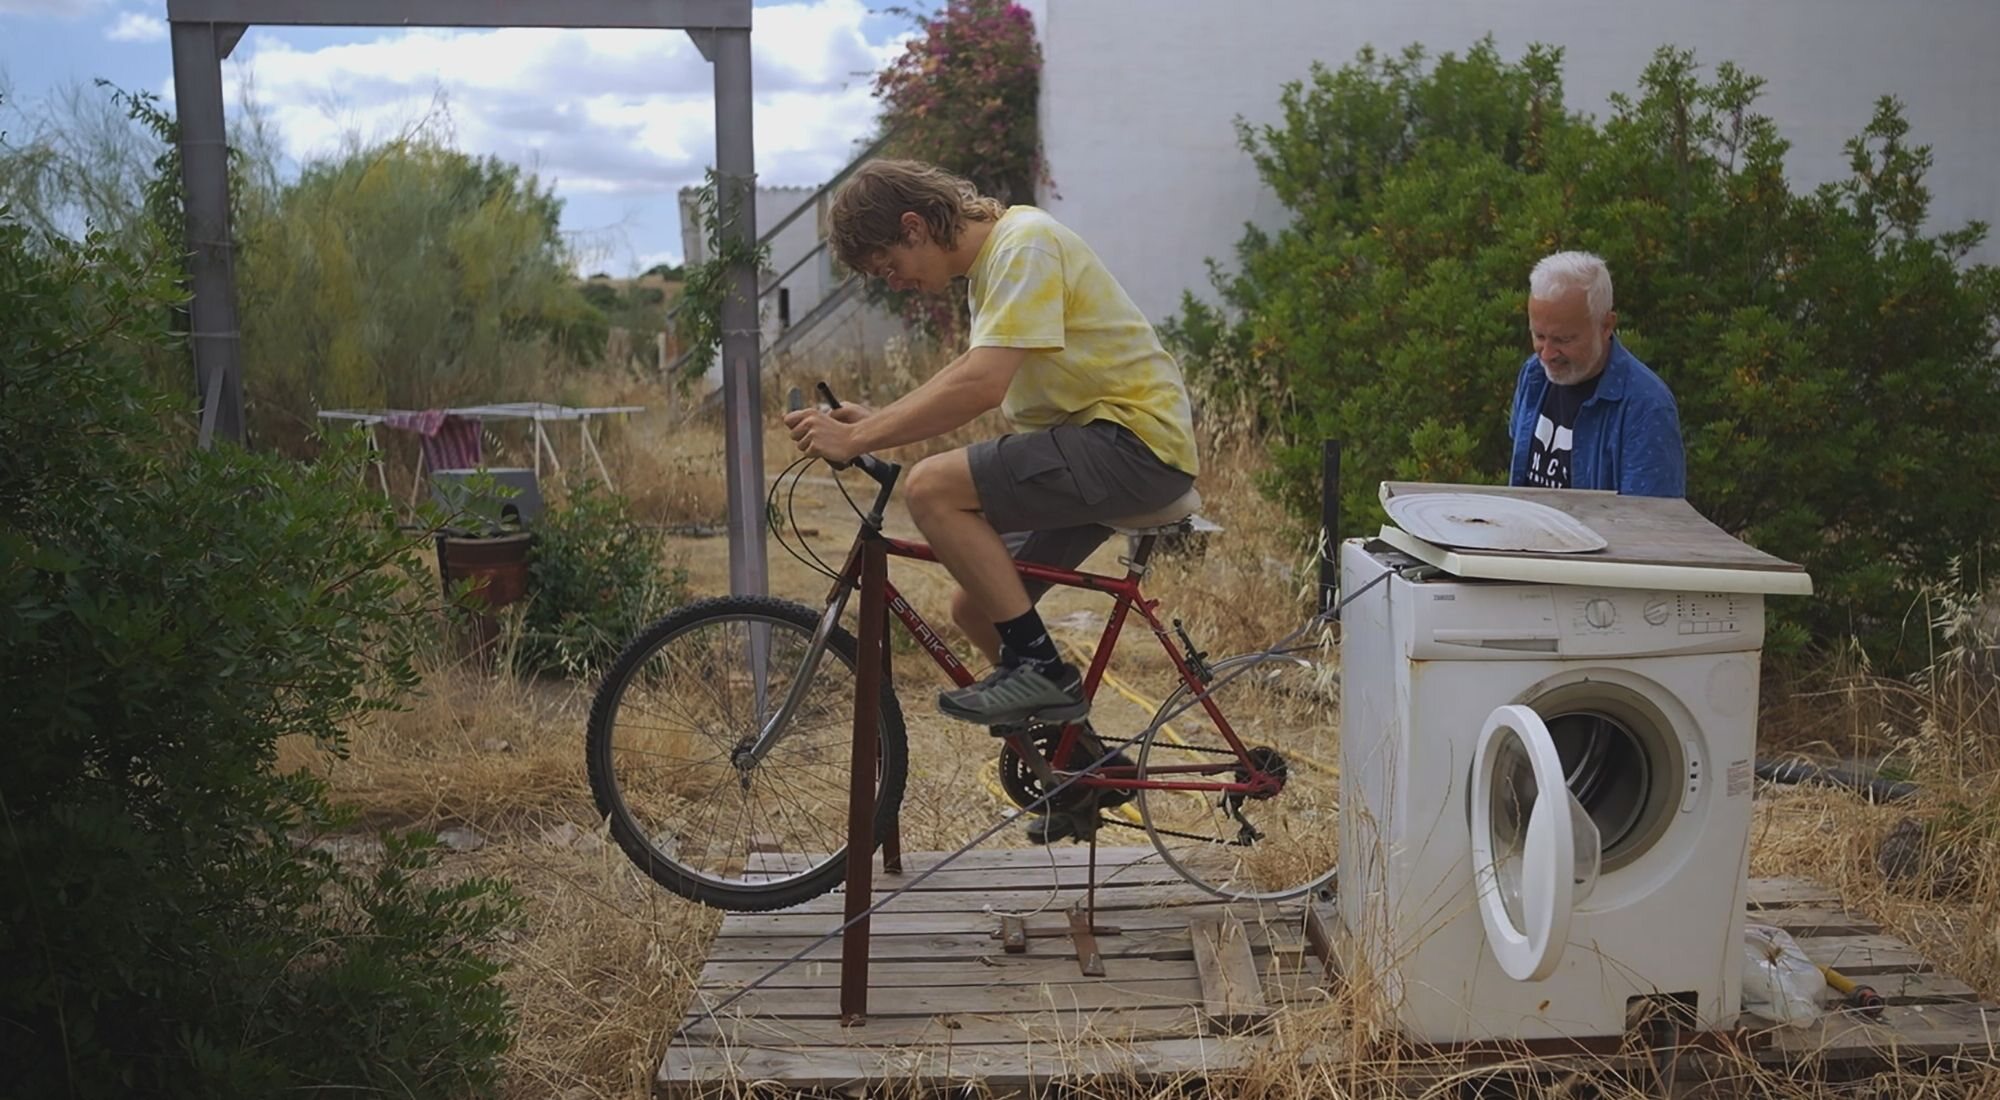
top-left (879, 597), bottom-right (902, 874)
top-left (711, 26), bottom-right (768, 597)
top-left (1319, 439), bottom-right (1340, 617)
top-left (171, 19), bottom-right (246, 448)
top-left (837, 536), bottom-right (887, 1025)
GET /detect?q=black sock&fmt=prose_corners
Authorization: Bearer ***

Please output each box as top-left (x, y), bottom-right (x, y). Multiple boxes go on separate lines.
top-left (994, 609), bottom-right (1063, 674)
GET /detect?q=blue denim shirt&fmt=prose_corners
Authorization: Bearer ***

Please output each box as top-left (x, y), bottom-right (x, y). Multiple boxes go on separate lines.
top-left (1508, 338), bottom-right (1686, 498)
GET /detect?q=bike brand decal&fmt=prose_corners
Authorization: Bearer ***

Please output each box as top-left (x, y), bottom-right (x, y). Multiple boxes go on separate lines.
top-left (888, 594), bottom-right (964, 671)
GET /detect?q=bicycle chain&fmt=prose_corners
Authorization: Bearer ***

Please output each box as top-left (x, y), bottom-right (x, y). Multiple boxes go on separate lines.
top-left (1042, 724), bottom-right (1262, 848)
top-left (1098, 813), bottom-right (1241, 846)
top-left (1097, 731), bottom-right (1242, 757)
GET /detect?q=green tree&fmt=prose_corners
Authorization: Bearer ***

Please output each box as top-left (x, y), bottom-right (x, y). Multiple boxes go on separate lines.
top-left (861, 0), bottom-right (1048, 341)
top-left (0, 78), bottom-right (158, 250)
top-left (0, 214), bottom-right (517, 1097)
top-left (1168, 41), bottom-right (2000, 663)
top-left (238, 138), bottom-right (606, 447)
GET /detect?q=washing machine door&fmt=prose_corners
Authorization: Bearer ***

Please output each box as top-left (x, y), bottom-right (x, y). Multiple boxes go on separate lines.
top-left (1470, 704), bottom-right (1602, 982)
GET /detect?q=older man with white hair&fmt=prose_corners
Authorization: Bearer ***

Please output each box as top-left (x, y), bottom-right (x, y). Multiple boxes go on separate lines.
top-left (1509, 251), bottom-right (1685, 497)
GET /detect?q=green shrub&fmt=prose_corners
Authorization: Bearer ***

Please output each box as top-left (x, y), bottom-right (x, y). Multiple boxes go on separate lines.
top-left (239, 138), bottom-right (607, 450)
top-left (0, 214), bottom-right (517, 1098)
top-left (1168, 40), bottom-right (2000, 665)
top-left (518, 482), bottom-right (688, 676)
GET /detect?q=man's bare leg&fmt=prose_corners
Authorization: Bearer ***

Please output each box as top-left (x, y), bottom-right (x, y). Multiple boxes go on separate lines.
top-left (906, 448), bottom-right (1086, 727)
top-left (905, 450), bottom-right (1031, 625)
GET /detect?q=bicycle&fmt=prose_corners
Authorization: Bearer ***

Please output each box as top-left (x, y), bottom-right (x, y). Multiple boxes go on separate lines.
top-left (586, 386), bottom-right (1338, 912)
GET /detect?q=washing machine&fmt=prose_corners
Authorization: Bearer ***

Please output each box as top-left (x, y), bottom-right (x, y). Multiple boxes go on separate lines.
top-left (1334, 488), bottom-right (1810, 1044)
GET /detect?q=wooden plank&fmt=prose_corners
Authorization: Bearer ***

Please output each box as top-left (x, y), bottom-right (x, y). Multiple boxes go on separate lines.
top-left (765, 881), bottom-right (1233, 915)
top-left (1302, 899), bottom-right (1334, 965)
top-left (836, 862), bottom-right (1196, 892)
top-left (700, 953), bottom-right (1201, 988)
top-left (1267, 958), bottom-right (1334, 1008)
top-left (688, 976), bottom-right (1207, 1019)
top-left (675, 1005), bottom-right (1204, 1047)
top-left (754, 863), bottom-right (1200, 893)
top-left (1747, 878), bottom-right (1844, 908)
top-left (1795, 934), bottom-right (1935, 976)
top-left (715, 900), bottom-right (1296, 938)
top-left (1758, 1003), bottom-right (2000, 1062)
top-left (1866, 971), bottom-right (1984, 1005)
top-left (750, 846), bottom-right (1161, 874)
top-left (702, 924), bottom-right (1299, 963)
top-left (1752, 905), bottom-right (1883, 937)
top-left (704, 928), bottom-right (1184, 960)
top-left (1191, 915), bottom-right (1269, 1033)
top-left (698, 946), bottom-right (1326, 995)
top-left (660, 1033), bottom-right (1342, 1093)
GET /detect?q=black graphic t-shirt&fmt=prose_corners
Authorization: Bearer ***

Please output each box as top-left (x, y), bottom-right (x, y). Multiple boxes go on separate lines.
top-left (1524, 374), bottom-right (1600, 489)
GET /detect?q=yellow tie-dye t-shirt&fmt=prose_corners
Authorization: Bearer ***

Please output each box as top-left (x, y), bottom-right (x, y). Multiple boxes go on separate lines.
top-left (966, 206), bottom-right (1199, 476)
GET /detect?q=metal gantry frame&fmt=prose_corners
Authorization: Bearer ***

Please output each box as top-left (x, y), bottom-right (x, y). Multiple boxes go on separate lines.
top-left (165, 0), bottom-right (770, 596)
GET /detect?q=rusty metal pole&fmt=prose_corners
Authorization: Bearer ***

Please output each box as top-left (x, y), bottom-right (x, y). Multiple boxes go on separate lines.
top-left (878, 598), bottom-right (902, 874)
top-left (838, 536), bottom-right (887, 1025)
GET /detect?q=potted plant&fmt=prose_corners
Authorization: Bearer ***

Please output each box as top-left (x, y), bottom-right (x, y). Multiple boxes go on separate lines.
top-left (432, 474), bottom-right (536, 666)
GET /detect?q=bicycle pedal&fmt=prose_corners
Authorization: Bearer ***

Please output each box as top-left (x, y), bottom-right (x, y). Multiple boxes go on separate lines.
top-left (1025, 812), bottom-right (1077, 845)
top-left (1026, 811), bottom-right (1101, 845)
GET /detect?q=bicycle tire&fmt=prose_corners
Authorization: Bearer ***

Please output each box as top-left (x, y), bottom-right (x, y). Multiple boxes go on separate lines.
top-left (1135, 651), bottom-right (1340, 902)
top-left (587, 595), bottom-right (908, 912)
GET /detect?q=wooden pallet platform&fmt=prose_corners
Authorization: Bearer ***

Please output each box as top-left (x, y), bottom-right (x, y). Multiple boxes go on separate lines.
top-left (658, 852), bottom-right (1998, 1096)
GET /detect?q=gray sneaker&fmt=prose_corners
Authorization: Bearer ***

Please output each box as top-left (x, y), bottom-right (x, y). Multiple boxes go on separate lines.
top-left (938, 662), bottom-right (1089, 727)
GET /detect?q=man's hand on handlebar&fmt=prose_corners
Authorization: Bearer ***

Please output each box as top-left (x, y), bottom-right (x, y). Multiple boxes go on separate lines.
top-left (783, 401), bottom-right (873, 464)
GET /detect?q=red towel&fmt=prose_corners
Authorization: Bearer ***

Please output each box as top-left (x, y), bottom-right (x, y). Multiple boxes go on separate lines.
top-left (383, 410), bottom-right (483, 471)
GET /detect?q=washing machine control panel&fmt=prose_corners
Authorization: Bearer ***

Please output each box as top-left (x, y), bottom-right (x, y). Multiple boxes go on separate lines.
top-left (1400, 576), bottom-right (1764, 659)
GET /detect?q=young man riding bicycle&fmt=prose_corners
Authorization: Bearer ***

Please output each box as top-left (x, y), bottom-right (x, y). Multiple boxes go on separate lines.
top-left (783, 159), bottom-right (1200, 739)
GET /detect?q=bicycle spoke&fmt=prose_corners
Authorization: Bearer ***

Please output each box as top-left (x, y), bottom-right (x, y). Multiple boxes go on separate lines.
top-left (1136, 652), bottom-right (1340, 901)
top-left (592, 602), bottom-right (904, 904)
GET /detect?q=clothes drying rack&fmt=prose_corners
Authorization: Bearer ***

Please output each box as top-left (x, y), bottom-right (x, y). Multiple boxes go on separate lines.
top-left (318, 401), bottom-right (644, 504)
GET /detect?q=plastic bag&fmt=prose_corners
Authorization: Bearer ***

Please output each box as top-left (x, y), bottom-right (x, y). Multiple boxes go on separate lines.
top-left (1741, 923), bottom-right (1827, 1027)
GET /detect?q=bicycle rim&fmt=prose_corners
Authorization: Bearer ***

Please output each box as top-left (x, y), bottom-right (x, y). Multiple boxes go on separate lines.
top-left (588, 597), bottom-right (905, 910)
top-left (1135, 651), bottom-right (1340, 901)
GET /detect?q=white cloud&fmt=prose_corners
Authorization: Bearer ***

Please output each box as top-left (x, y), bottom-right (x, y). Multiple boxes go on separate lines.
top-left (104, 10), bottom-right (163, 41)
top-left (225, 0), bottom-right (903, 209)
top-left (0, 0), bottom-right (110, 15)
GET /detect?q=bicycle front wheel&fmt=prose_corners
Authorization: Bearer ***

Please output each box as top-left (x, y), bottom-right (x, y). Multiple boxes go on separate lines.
top-left (1135, 651), bottom-right (1339, 902)
top-left (587, 595), bottom-right (908, 912)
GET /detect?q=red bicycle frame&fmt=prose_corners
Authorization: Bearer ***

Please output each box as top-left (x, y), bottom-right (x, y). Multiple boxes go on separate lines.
top-left (825, 527), bottom-right (1276, 798)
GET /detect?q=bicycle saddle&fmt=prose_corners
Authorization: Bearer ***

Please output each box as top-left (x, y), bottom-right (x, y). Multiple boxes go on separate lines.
top-left (1108, 486), bottom-right (1203, 535)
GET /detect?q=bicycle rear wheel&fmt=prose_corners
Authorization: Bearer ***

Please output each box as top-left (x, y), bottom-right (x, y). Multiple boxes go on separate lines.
top-left (587, 595), bottom-right (907, 912)
top-left (1134, 651), bottom-right (1339, 901)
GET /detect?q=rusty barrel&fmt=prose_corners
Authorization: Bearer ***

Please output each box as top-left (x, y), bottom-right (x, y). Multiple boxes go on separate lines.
top-left (437, 531), bottom-right (534, 665)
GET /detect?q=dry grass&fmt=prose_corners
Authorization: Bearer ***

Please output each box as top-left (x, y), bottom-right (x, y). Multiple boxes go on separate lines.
top-left (302, 362), bottom-right (2000, 1098)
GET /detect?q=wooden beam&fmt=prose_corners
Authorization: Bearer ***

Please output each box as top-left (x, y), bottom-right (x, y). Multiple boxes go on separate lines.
top-left (165, 0), bottom-right (750, 29)
top-left (1191, 915), bottom-right (1269, 1033)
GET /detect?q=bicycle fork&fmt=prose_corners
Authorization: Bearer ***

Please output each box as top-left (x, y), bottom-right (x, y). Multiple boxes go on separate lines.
top-left (734, 581), bottom-right (854, 771)
top-left (737, 461), bottom-right (899, 772)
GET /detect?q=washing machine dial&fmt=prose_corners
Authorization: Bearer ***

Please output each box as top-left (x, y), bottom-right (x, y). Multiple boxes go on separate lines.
top-left (1583, 598), bottom-right (1617, 629)
top-left (1643, 597), bottom-right (1671, 626)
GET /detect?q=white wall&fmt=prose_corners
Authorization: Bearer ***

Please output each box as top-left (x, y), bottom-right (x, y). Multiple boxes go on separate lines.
top-left (679, 184), bottom-right (832, 343)
top-left (1030, 0), bottom-right (2000, 325)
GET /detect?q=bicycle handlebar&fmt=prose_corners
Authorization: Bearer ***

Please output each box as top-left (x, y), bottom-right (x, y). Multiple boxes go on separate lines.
top-left (807, 382), bottom-right (898, 488)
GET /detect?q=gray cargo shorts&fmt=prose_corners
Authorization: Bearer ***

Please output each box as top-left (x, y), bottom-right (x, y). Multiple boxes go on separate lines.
top-left (966, 420), bottom-right (1195, 599)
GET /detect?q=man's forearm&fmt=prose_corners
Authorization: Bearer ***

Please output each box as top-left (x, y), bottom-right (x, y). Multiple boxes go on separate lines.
top-left (853, 348), bottom-right (1020, 452)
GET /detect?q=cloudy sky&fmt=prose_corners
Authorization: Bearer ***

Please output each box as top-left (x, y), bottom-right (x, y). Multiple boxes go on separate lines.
top-left (0, 0), bottom-right (912, 272)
